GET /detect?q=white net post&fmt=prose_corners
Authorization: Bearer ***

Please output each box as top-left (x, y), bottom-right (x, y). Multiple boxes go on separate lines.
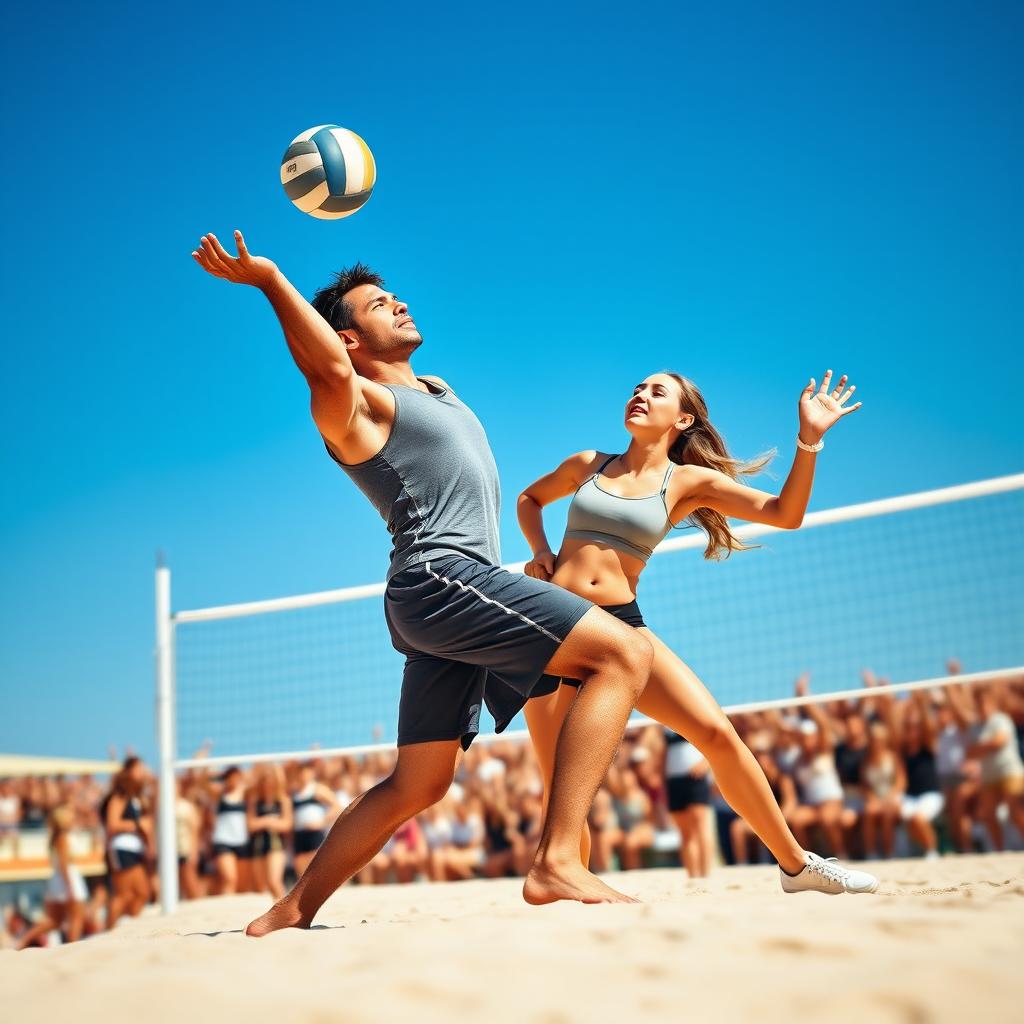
top-left (155, 562), bottom-right (179, 914)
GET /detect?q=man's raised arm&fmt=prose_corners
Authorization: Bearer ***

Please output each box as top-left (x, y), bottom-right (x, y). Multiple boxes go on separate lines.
top-left (192, 231), bottom-right (359, 446)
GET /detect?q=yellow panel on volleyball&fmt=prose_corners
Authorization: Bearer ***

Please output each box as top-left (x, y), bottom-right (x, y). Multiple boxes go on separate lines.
top-left (280, 126), bottom-right (376, 220)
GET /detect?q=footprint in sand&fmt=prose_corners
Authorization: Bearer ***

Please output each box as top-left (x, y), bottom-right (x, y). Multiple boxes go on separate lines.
top-left (638, 963), bottom-right (670, 980)
top-left (874, 918), bottom-right (935, 939)
top-left (869, 990), bottom-right (931, 1024)
top-left (996, 885), bottom-right (1024, 898)
top-left (761, 937), bottom-right (851, 957)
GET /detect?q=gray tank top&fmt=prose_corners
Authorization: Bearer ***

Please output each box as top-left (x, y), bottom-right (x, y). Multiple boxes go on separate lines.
top-left (563, 454), bottom-right (677, 563)
top-left (326, 379), bottom-right (502, 579)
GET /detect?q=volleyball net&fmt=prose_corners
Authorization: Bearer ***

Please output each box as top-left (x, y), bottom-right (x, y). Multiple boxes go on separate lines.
top-left (153, 473), bottom-right (1024, 906)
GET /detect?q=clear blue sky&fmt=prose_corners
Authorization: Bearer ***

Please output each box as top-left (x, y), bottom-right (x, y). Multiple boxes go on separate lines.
top-left (2, 1), bottom-right (1021, 761)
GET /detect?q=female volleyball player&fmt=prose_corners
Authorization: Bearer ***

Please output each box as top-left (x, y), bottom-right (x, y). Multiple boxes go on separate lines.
top-left (289, 762), bottom-right (339, 879)
top-left (16, 806), bottom-right (87, 949)
top-left (248, 765), bottom-right (292, 899)
top-left (519, 370), bottom-right (877, 894)
top-left (103, 757), bottom-right (153, 926)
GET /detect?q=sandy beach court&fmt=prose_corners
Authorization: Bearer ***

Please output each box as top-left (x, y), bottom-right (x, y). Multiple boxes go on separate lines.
top-left (5, 853), bottom-right (1023, 1024)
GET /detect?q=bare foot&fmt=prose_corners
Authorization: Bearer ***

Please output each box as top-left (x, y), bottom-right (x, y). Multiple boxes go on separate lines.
top-left (523, 860), bottom-right (640, 906)
top-left (245, 897), bottom-right (311, 938)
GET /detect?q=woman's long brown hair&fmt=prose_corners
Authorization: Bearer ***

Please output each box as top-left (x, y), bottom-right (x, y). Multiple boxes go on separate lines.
top-left (663, 372), bottom-right (773, 560)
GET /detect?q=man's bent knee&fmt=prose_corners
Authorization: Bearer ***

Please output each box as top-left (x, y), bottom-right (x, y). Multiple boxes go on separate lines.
top-left (383, 767), bottom-right (452, 816)
top-left (578, 629), bottom-right (651, 702)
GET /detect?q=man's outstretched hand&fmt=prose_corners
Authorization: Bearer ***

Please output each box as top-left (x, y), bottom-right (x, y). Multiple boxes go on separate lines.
top-left (192, 231), bottom-right (278, 289)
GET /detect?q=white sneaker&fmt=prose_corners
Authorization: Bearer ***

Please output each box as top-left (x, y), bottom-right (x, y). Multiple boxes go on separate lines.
top-left (779, 852), bottom-right (878, 895)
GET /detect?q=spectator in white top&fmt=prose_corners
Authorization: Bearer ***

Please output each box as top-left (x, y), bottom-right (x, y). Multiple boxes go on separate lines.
top-left (104, 757), bottom-right (153, 929)
top-left (16, 806), bottom-right (88, 949)
top-left (0, 778), bottom-right (21, 859)
top-left (967, 684), bottom-right (1024, 851)
top-left (939, 668), bottom-right (983, 853)
top-left (787, 677), bottom-right (852, 859)
top-left (475, 746), bottom-right (508, 784)
top-left (664, 730), bottom-right (714, 878)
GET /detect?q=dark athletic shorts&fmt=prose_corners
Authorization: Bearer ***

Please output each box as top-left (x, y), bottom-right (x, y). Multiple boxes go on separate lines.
top-left (667, 775), bottom-right (711, 811)
top-left (293, 829), bottom-right (325, 855)
top-left (109, 848), bottom-right (146, 872)
top-left (251, 831), bottom-right (285, 857)
top-left (385, 554), bottom-right (593, 749)
top-left (212, 841), bottom-right (252, 860)
top-left (532, 600), bottom-right (646, 697)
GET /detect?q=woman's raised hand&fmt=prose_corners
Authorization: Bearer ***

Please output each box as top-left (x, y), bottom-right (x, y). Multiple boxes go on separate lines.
top-left (798, 370), bottom-right (862, 443)
top-left (192, 230), bottom-right (278, 289)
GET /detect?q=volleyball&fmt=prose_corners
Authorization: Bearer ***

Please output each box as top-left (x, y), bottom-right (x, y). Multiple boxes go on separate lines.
top-left (280, 125), bottom-right (376, 220)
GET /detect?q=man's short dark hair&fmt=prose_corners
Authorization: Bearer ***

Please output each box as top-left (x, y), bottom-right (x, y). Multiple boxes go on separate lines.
top-left (311, 263), bottom-right (385, 332)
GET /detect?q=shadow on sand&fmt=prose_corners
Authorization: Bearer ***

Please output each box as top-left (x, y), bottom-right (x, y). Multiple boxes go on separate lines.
top-left (186, 924), bottom-right (343, 938)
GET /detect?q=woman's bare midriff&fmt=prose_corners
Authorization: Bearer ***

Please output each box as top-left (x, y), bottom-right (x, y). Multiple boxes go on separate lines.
top-left (550, 538), bottom-right (645, 606)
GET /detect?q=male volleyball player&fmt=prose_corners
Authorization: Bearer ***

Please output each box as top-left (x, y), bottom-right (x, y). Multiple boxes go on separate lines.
top-left (193, 231), bottom-right (653, 934)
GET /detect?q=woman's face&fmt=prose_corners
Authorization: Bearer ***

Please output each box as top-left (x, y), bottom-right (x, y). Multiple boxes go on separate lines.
top-left (977, 690), bottom-right (998, 719)
top-left (869, 724), bottom-right (888, 753)
top-left (624, 374), bottom-right (692, 438)
top-left (903, 718), bottom-right (922, 749)
top-left (846, 715), bottom-right (867, 745)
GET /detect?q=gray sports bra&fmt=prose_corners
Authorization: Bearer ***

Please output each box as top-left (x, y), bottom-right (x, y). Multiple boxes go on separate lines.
top-left (564, 455), bottom-right (680, 563)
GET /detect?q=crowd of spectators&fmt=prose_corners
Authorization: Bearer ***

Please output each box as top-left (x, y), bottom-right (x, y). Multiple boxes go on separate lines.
top-left (4, 664), bottom-right (1023, 949)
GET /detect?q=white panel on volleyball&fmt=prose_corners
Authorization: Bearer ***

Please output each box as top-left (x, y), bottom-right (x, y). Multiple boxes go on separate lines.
top-left (293, 125), bottom-right (331, 142)
top-left (295, 182), bottom-right (331, 214)
top-left (330, 128), bottom-right (368, 195)
top-left (280, 150), bottom-right (325, 183)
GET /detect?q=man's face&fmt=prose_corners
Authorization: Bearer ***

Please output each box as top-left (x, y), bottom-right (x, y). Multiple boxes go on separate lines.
top-left (344, 283), bottom-right (422, 355)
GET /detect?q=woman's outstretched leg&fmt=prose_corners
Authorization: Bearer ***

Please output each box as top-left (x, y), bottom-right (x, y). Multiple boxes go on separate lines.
top-left (636, 628), bottom-right (806, 875)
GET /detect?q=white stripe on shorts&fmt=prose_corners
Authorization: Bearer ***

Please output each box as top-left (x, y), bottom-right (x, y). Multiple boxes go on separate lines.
top-left (424, 561), bottom-right (564, 646)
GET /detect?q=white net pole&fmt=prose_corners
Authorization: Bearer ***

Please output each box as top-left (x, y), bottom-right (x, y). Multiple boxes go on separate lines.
top-left (155, 563), bottom-right (179, 914)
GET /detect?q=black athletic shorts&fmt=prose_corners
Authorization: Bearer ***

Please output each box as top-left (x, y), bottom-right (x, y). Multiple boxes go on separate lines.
top-left (293, 829), bottom-right (325, 855)
top-left (384, 554), bottom-right (593, 749)
top-left (251, 831), bottom-right (285, 857)
top-left (532, 600), bottom-right (646, 697)
top-left (212, 841), bottom-right (252, 860)
top-left (667, 775), bottom-right (711, 811)
top-left (109, 848), bottom-right (146, 872)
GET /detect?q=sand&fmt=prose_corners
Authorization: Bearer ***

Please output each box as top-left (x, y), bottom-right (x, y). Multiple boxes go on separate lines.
top-left (4, 853), bottom-right (1023, 1024)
